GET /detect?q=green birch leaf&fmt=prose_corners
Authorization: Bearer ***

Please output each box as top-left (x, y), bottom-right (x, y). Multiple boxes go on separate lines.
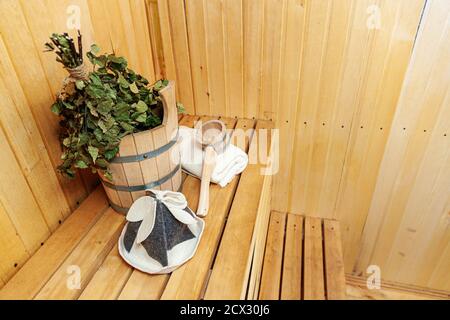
top-left (135, 113), bottom-right (147, 123)
top-left (135, 100), bottom-right (148, 113)
top-left (104, 170), bottom-right (113, 181)
top-left (51, 102), bottom-right (61, 115)
top-left (63, 137), bottom-right (71, 147)
top-left (91, 44), bottom-right (100, 54)
top-left (95, 158), bottom-right (109, 168)
top-left (75, 80), bottom-right (85, 90)
top-left (88, 145), bottom-right (99, 163)
top-left (129, 82), bottom-right (139, 94)
top-left (104, 146), bottom-right (119, 160)
top-left (75, 160), bottom-right (88, 169)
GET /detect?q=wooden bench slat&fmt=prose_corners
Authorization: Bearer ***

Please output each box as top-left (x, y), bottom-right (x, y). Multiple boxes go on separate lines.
top-left (303, 217), bottom-right (325, 300)
top-left (324, 220), bottom-right (346, 300)
top-left (34, 208), bottom-right (124, 300)
top-left (160, 117), bottom-right (252, 300)
top-left (78, 246), bottom-right (133, 300)
top-left (0, 187), bottom-right (108, 300)
top-left (204, 120), bottom-right (274, 300)
top-left (118, 271), bottom-right (169, 300)
top-left (247, 168), bottom-right (273, 299)
top-left (281, 214), bottom-right (303, 300)
top-left (259, 211), bottom-right (286, 300)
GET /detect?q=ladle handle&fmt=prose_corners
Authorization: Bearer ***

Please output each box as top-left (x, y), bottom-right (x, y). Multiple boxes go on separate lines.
top-left (197, 145), bottom-right (217, 217)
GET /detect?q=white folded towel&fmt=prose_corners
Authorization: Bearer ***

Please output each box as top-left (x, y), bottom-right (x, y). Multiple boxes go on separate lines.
top-left (178, 126), bottom-right (248, 187)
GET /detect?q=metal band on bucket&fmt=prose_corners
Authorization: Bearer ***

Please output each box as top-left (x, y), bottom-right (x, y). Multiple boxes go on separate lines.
top-left (110, 132), bottom-right (179, 164)
top-left (108, 181), bottom-right (184, 215)
top-left (102, 164), bottom-right (181, 192)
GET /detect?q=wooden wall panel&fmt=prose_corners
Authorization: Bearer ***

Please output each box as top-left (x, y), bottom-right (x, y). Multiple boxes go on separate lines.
top-left (151, 0), bottom-right (450, 292)
top-left (1, 0), bottom-right (447, 294)
top-left (0, 0), bottom-right (158, 286)
top-left (355, 0), bottom-right (450, 291)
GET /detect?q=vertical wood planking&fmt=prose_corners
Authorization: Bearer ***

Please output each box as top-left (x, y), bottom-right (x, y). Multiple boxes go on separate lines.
top-left (0, 37), bottom-right (69, 228)
top-left (0, 0), bottom-right (446, 293)
top-left (148, 2), bottom-right (430, 291)
top-left (0, 0), bottom-right (88, 210)
top-left (204, 0), bottom-right (227, 116)
top-left (129, 0), bottom-right (157, 83)
top-left (157, 0), bottom-right (195, 114)
top-left (146, 0), bottom-right (166, 79)
top-left (166, 0), bottom-right (195, 114)
top-left (335, 0), bottom-right (423, 269)
top-left (288, 0), bottom-right (336, 215)
top-left (242, 0), bottom-right (264, 119)
top-left (0, 128), bottom-right (50, 254)
top-left (355, 0), bottom-right (449, 291)
top-left (272, 0), bottom-right (305, 212)
top-left (0, 200), bottom-right (29, 282)
top-left (259, 0), bottom-right (285, 121)
top-left (0, 0), bottom-right (160, 284)
top-left (223, 0), bottom-right (244, 118)
top-left (157, 0), bottom-right (178, 90)
top-left (184, 0), bottom-right (210, 115)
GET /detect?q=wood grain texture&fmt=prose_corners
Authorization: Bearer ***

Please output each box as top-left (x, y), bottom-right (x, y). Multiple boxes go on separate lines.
top-left (0, 0), bottom-right (447, 294)
top-left (259, 211), bottom-right (286, 300)
top-left (204, 120), bottom-right (274, 300)
top-left (147, 0), bottom-right (450, 292)
top-left (160, 117), bottom-right (242, 300)
top-left (78, 246), bottom-right (133, 300)
top-left (258, 213), bottom-right (347, 300)
top-left (118, 271), bottom-right (169, 300)
top-left (355, 0), bottom-right (450, 291)
top-left (281, 214), bottom-right (303, 300)
top-left (303, 217), bottom-right (325, 300)
top-left (0, 0), bottom-right (159, 284)
top-left (0, 187), bottom-right (108, 299)
top-left (324, 220), bottom-right (346, 299)
top-left (34, 208), bottom-right (124, 300)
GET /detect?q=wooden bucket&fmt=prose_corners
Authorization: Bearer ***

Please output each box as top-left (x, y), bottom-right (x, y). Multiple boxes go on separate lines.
top-left (100, 81), bottom-right (182, 214)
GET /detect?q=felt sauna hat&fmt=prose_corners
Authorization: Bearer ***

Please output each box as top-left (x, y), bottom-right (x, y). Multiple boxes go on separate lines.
top-left (118, 190), bottom-right (205, 274)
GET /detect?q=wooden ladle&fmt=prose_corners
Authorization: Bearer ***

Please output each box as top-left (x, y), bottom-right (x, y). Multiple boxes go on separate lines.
top-left (195, 120), bottom-right (227, 217)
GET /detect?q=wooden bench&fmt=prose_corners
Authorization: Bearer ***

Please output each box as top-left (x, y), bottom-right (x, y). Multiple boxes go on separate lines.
top-left (258, 212), bottom-right (347, 300)
top-left (0, 115), bottom-right (275, 300)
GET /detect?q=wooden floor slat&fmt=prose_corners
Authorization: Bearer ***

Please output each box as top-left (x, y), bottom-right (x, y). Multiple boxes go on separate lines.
top-left (259, 211), bottom-right (286, 300)
top-left (323, 220), bottom-right (346, 300)
top-left (78, 246), bottom-right (133, 300)
top-left (118, 271), bottom-right (169, 300)
top-left (0, 187), bottom-right (108, 300)
top-left (281, 214), bottom-right (303, 300)
top-left (303, 217), bottom-right (325, 300)
top-left (35, 208), bottom-right (125, 300)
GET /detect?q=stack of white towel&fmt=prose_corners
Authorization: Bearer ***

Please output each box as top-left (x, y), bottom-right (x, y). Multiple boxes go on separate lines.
top-left (178, 126), bottom-right (248, 187)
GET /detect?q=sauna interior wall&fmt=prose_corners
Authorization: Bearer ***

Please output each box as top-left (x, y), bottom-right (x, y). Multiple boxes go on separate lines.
top-left (0, 0), bottom-right (448, 293)
top-left (0, 0), bottom-right (158, 287)
top-left (153, 0), bottom-right (449, 292)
